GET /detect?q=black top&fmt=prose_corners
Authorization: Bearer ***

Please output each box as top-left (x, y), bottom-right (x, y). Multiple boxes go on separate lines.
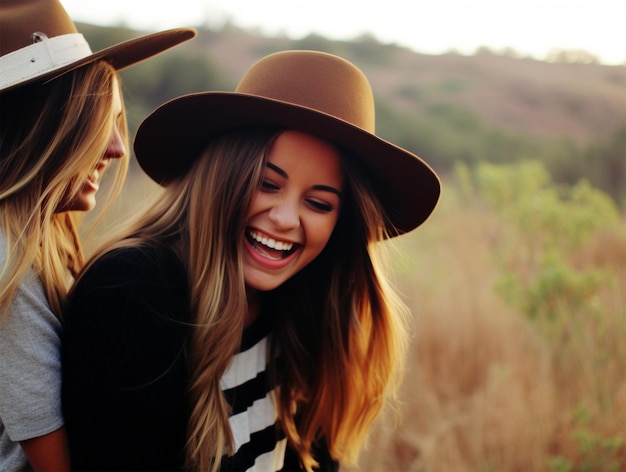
top-left (61, 244), bottom-right (338, 471)
top-left (62, 245), bottom-right (191, 471)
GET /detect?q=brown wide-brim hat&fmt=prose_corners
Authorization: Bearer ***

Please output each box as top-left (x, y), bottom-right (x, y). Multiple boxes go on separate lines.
top-left (0, 0), bottom-right (196, 93)
top-left (135, 50), bottom-right (441, 236)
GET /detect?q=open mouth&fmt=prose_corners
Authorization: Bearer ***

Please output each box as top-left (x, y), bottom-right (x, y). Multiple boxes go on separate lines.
top-left (87, 171), bottom-right (99, 185)
top-left (87, 162), bottom-right (106, 185)
top-left (246, 229), bottom-right (299, 261)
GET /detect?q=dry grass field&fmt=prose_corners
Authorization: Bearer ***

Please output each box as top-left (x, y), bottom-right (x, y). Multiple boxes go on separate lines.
top-left (344, 176), bottom-right (626, 472)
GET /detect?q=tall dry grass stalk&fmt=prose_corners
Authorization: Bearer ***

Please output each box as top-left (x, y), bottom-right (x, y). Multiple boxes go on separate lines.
top-left (345, 184), bottom-right (626, 472)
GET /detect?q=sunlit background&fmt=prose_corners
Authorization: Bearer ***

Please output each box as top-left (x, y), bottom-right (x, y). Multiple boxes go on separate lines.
top-left (63, 0), bottom-right (626, 65)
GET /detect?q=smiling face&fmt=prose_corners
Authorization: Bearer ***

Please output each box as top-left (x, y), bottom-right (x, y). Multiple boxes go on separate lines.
top-left (243, 130), bottom-right (344, 292)
top-left (55, 77), bottom-right (126, 213)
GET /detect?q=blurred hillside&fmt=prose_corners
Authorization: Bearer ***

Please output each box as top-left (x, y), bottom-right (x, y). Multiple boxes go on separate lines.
top-left (79, 22), bottom-right (626, 205)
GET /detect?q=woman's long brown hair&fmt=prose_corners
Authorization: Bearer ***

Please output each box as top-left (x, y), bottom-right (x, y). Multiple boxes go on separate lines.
top-left (86, 128), bottom-right (409, 471)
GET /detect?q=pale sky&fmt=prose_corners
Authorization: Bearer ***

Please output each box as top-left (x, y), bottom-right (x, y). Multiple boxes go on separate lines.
top-left (62, 0), bottom-right (626, 65)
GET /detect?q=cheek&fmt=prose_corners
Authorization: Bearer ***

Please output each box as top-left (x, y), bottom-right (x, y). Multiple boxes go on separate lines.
top-left (307, 215), bottom-right (339, 253)
top-left (246, 192), bottom-right (264, 218)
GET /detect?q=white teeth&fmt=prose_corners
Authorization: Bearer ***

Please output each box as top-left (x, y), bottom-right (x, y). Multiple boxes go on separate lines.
top-left (249, 230), bottom-right (293, 251)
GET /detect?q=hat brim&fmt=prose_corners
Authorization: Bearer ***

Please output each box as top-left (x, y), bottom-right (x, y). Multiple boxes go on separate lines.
top-left (2, 28), bottom-right (196, 93)
top-left (134, 93), bottom-right (441, 235)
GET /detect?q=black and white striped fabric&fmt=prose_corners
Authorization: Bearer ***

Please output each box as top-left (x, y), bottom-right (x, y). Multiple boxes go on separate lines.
top-left (220, 320), bottom-right (287, 471)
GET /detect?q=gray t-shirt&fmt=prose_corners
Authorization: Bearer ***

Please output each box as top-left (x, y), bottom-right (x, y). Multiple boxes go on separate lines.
top-left (0, 233), bottom-right (64, 472)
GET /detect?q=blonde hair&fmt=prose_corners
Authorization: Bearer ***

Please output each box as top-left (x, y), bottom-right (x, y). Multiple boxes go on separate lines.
top-left (0, 61), bottom-right (129, 318)
top-left (91, 128), bottom-right (408, 471)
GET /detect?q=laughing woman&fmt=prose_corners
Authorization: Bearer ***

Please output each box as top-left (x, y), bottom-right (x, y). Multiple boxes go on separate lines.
top-left (0, 1), bottom-right (194, 470)
top-left (61, 50), bottom-right (441, 471)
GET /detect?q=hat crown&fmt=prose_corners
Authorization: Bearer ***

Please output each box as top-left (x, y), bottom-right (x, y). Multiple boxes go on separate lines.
top-left (0, 0), bottom-right (78, 57)
top-left (235, 51), bottom-right (376, 133)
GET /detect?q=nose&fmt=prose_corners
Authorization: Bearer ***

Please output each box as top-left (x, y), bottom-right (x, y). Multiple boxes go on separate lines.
top-left (268, 196), bottom-right (300, 231)
top-left (104, 124), bottom-right (126, 159)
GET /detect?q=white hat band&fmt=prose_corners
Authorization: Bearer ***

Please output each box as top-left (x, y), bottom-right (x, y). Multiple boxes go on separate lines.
top-left (0, 33), bottom-right (92, 90)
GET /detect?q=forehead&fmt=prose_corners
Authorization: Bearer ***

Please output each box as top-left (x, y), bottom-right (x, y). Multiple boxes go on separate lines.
top-left (266, 131), bottom-right (344, 185)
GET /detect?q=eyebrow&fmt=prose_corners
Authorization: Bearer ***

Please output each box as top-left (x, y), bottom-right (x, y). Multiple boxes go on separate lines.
top-left (267, 162), bottom-right (287, 178)
top-left (266, 162), bottom-right (342, 197)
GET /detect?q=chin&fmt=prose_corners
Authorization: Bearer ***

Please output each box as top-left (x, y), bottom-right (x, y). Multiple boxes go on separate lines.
top-left (244, 280), bottom-right (282, 293)
top-left (243, 273), bottom-right (288, 293)
top-left (58, 198), bottom-right (96, 213)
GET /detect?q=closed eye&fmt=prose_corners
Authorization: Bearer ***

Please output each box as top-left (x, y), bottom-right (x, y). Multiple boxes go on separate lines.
top-left (260, 179), bottom-right (280, 191)
top-left (306, 198), bottom-right (334, 213)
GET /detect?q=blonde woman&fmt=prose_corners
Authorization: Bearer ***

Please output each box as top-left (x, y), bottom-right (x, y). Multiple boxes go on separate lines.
top-left (0, 1), bottom-right (195, 470)
top-left (62, 51), bottom-right (441, 471)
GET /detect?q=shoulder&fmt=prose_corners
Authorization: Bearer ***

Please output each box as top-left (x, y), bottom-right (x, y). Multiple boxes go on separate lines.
top-left (65, 243), bottom-right (190, 329)
top-left (72, 244), bottom-right (186, 300)
top-left (85, 244), bottom-right (184, 282)
top-left (63, 243), bottom-right (191, 380)
top-left (0, 228), bottom-right (57, 335)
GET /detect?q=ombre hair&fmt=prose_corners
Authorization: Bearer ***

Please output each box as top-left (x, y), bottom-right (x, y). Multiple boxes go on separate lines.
top-left (268, 147), bottom-right (410, 471)
top-left (0, 60), bottom-right (129, 317)
top-left (90, 128), bottom-right (408, 471)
